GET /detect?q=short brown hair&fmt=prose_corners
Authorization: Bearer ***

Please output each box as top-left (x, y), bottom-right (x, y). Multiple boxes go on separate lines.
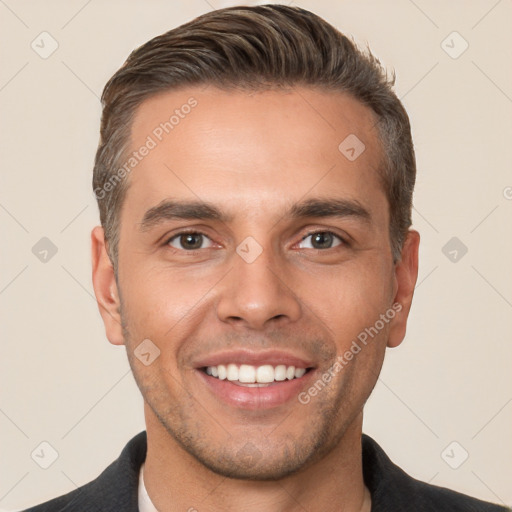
top-left (93, 4), bottom-right (416, 266)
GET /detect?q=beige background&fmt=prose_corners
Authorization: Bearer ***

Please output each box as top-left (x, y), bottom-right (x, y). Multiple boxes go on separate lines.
top-left (1, 0), bottom-right (511, 510)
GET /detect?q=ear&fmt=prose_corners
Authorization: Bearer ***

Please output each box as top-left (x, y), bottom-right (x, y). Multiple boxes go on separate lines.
top-left (387, 230), bottom-right (420, 348)
top-left (91, 226), bottom-right (124, 345)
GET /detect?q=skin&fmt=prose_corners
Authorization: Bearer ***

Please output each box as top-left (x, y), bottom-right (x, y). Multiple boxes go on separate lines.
top-left (91, 86), bottom-right (419, 512)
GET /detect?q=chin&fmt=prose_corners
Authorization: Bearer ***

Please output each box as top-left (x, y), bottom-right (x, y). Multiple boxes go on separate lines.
top-left (196, 453), bottom-right (309, 481)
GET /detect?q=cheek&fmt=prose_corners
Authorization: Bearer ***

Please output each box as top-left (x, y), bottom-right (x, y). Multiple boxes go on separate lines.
top-left (118, 262), bottom-right (224, 363)
top-left (303, 258), bottom-right (393, 341)
top-left (120, 262), bottom-right (197, 320)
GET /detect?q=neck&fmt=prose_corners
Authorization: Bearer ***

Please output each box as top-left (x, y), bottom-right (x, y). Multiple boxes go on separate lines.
top-left (142, 404), bottom-right (370, 512)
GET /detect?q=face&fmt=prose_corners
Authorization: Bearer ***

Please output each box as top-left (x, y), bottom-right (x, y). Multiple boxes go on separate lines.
top-left (92, 86), bottom-right (419, 480)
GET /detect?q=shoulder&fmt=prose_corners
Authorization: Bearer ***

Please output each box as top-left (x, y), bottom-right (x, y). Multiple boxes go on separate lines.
top-left (20, 490), bottom-right (85, 512)
top-left (362, 434), bottom-right (510, 512)
top-left (20, 431), bottom-right (147, 512)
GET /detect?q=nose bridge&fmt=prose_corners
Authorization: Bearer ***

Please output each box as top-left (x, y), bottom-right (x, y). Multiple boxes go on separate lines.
top-left (215, 236), bottom-right (302, 329)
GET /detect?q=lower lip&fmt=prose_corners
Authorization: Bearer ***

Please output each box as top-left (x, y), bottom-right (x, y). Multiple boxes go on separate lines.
top-left (196, 369), bottom-right (315, 410)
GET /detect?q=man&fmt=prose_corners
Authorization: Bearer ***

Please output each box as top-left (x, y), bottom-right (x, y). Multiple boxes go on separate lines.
top-left (23, 5), bottom-right (509, 512)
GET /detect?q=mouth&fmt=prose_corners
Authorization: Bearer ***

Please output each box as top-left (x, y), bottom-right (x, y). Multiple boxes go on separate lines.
top-left (195, 352), bottom-right (316, 410)
top-left (201, 363), bottom-right (311, 385)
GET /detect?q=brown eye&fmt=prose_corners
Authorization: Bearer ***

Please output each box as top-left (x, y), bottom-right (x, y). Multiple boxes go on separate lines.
top-left (168, 232), bottom-right (212, 250)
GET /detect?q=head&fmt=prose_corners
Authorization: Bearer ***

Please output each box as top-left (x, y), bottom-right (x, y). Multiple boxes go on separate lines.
top-left (91, 5), bottom-right (419, 481)
top-left (93, 5), bottom-right (415, 268)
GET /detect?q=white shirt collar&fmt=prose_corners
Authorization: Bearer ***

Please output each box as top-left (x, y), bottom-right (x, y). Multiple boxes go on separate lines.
top-left (138, 462), bottom-right (159, 512)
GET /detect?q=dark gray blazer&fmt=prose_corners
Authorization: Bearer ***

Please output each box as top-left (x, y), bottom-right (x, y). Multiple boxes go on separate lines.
top-left (22, 431), bottom-right (510, 511)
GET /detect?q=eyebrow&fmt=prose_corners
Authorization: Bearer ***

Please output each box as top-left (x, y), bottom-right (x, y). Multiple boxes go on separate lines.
top-left (288, 197), bottom-right (371, 224)
top-left (139, 197), bottom-right (371, 232)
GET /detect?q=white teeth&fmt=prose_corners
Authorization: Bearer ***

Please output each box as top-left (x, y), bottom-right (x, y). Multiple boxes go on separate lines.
top-left (274, 365), bottom-right (287, 381)
top-left (217, 364), bottom-right (227, 380)
top-left (227, 364), bottom-right (238, 381)
top-left (256, 365), bottom-right (274, 383)
top-left (294, 368), bottom-right (306, 378)
top-left (239, 364), bottom-right (256, 383)
top-left (205, 363), bottom-right (308, 383)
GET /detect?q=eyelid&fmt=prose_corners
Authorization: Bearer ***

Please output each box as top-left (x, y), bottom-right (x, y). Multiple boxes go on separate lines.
top-left (162, 227), bottom-right (350, 252)
top-left (296, 229), bottom-right (350, 247)
top-left (164, 229), bottom-right (216, 249)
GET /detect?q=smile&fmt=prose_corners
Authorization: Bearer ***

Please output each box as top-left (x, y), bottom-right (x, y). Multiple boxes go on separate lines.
top-left (197, 365), bottom-right (315, 410)
top-left (203, 363), bottom-right (308, 385)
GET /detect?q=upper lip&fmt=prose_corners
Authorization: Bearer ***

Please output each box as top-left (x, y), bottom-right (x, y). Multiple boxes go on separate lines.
top-left (193, 349), bottom-right (316, 369)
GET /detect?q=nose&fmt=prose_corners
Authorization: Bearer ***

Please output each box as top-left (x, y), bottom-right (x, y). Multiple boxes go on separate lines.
top-left (216, 244), bottom-right (302, 330)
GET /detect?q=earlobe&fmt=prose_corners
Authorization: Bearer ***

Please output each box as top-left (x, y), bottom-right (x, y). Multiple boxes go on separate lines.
top-left (387, 230), bottom-right (420, 348)
top-left (91, 226), bottom-right (125, 345)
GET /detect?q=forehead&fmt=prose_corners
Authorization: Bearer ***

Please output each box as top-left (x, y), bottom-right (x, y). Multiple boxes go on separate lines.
top-left (123, 86), bottom-right (386, 225)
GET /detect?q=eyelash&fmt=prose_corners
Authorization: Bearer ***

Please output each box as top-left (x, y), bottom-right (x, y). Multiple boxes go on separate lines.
top-left (299, 230), bottom-right (348, 249)
top-left (164, 229), bottom-right (349, 251)
top-left (165, 230), bottom-right (215, 252)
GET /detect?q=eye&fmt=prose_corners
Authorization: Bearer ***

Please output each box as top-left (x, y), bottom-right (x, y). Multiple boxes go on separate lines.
top-left (167, 232), bottom-right (214, 251)
top-left (297, 231), bottom-right (344, 250)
